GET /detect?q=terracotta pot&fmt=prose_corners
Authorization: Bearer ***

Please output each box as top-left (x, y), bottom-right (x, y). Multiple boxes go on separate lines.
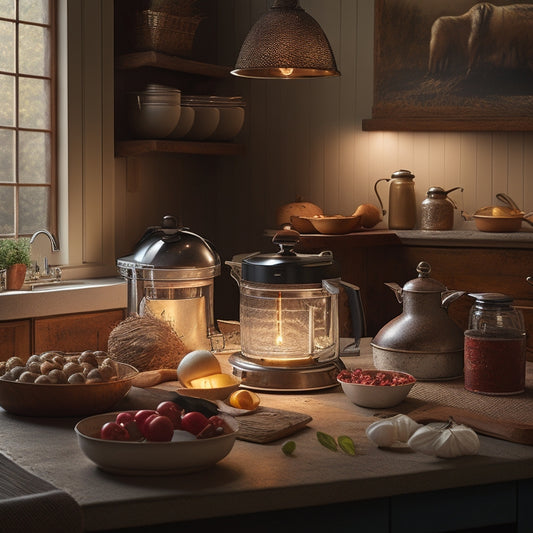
top-left (5, 263), bottom-right (27, 290)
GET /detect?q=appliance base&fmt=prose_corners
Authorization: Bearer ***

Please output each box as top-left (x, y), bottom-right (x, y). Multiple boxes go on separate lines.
top-left (228, 352), bottom-right (345, 391)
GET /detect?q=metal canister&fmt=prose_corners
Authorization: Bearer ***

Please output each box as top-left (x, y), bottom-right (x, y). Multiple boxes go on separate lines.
top-left (374, 170), bottom-right (417, 230)
top-left (421, 186), bottom-right (462, 231)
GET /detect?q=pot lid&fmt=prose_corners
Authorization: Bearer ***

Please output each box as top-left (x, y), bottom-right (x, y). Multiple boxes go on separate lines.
top-left (116, 215), bottom-right (220, 280)
top-left (242, 229), bottom-right (339, 284)
top-left (402, 262), bottom-right (447, 293)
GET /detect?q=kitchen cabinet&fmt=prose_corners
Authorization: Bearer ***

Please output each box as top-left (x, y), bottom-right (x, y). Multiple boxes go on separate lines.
top-left (0, 320), bottom-right (31, 360)
top-left (298, 231), bottom-right (533, 359)
top-left (0, 309), bottom-right (125, 360)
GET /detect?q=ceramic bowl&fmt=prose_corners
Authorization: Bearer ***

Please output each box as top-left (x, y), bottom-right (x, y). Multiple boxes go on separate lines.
top-left (167, 105), bottom-right (195, 139)
top-left (337, 369), bottom-right (415, 408)
top-left (75, 411), bottom-right (239, 475)
top-left (307, 215), bottom-right (362, 235)
top-left (182, 105), bottom-right (220, 141)
top-left (207, 106), bottom-right (245, 141)
top-left (128, 100), bottom-right (181, 139)
top-left (0, 361), bottom-right (138, 417)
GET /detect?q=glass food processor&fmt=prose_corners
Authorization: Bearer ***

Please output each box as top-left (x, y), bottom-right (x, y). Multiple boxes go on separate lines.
top-left (117, 215), bottom-right (222, 352)
top-left (227, 230), bottom-right (364, 391)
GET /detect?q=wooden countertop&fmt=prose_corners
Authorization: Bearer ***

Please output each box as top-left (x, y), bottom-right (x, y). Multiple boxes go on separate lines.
top-left (2, 339), bottom-right (533, 531)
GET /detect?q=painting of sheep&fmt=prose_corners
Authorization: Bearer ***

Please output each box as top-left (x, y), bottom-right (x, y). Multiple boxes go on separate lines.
top-left (364, 0), bottom-right (533, 130)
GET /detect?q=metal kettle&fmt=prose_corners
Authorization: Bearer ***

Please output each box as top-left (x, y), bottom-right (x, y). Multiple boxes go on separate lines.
top-left (371, 261), bottom-right (465, 380)
top-left (374, 169), bottom-right (417, 230)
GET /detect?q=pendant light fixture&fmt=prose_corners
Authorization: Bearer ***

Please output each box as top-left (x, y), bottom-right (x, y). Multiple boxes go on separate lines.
top-left (231, 0), bottom-right (340, 79)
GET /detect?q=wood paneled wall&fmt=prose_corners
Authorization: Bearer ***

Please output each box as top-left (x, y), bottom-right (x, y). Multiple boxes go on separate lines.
top-left (209, 0), bottom-right (533, 320)
top-left (114, 1), bottom-right (533, 322)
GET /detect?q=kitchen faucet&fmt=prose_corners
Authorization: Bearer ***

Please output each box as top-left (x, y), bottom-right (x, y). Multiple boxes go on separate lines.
top-left (29, 229), bottom-right (60, 251)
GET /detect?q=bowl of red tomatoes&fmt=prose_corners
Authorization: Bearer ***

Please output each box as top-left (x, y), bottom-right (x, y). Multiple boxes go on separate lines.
top-left (337, 368), bottom-right (416, 408)
top-left (75, 401), bottom-right (239, 475)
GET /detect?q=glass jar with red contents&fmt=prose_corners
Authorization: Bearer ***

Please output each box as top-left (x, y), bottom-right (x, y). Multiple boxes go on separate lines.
top-left (464, 293), bottom-right (526, 395)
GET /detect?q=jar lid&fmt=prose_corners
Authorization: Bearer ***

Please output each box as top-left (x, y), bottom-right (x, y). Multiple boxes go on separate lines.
top-left (402, 262), bottom-right (447, 293)
top-left (241, 230), bottom-right (339, 284)
top-left (469, 292), bottom-right (513, 304)
top-left (116, 215), bottom-right (220, 280)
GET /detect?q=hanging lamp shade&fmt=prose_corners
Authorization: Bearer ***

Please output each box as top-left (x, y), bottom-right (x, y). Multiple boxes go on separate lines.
top-left (231, 0), bottom-right (340, 79)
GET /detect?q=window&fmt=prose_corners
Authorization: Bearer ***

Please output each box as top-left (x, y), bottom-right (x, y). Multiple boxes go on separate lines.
top-left (0, 0), bottom-right (55, 238)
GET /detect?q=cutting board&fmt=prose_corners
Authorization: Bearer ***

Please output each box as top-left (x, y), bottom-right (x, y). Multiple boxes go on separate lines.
top-left (407, 405), bottom-right (533, 446)
top-left (231, 407), bottom-right (312, 444)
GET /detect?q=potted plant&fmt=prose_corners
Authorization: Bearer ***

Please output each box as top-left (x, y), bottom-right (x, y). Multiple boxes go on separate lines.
top-left (0, 238), bottom-right (32, 290)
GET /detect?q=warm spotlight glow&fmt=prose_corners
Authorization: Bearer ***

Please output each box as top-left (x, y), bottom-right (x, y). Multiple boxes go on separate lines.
top-left (276, 291), bottom-right (283, 345)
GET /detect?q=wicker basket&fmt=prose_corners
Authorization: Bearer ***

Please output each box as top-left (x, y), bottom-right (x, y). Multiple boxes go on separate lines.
top-left (137, 0), bottom-right (198, 17)
top-left (134, 9), bottom-right (204, 57)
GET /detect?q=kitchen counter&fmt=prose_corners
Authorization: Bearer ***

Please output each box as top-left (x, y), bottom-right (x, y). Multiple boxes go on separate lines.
top-left (2, 339), bottom-right (533, 532)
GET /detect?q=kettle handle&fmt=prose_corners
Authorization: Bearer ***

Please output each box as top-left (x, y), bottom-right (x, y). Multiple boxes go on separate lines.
top-left (374, 178), bottom-right (390, 216)
top-left (339, 281), bottom-right (367, 342)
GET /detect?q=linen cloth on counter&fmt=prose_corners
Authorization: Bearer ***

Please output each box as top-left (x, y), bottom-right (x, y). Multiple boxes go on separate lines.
top-left (0, 452), bottom-right (83, 532)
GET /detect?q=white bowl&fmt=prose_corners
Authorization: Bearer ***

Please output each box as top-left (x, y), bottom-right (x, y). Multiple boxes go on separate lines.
top-left (207, 106), bottom-right (245, 141)
top-left (75, 411), bottom-right (239, 475)
top-left (128, 101), bottom-right (181, 139)
top-left (337, 369), bottom-right (415, 408)
top-left (167, 106), bottom-right (195, 139)
top-left (182, 106), bottom-right (220, 141)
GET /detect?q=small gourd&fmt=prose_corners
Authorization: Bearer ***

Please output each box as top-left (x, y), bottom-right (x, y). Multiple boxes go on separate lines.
top-left (365, 414), bottom-right (422, 447)
top-left (407, 418), bottom-right (480, 458)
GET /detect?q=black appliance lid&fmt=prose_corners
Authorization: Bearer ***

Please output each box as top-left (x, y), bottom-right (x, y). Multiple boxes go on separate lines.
top-left (241, 229), bottom-right (339, 284)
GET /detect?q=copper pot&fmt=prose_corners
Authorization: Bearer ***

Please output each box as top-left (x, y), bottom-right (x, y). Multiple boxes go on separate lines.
top-left (463, 193), bottom-right (533, 232)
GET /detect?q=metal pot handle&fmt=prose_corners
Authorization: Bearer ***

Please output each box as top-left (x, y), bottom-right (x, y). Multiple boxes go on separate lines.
top-left (496, 193), bottom-right (521, 212)
top-left (374, 178), bottom-right (390, 216)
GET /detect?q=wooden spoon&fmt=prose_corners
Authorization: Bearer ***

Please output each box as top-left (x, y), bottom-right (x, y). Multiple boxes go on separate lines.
top-left (131, 368), bottom-right (178, 388)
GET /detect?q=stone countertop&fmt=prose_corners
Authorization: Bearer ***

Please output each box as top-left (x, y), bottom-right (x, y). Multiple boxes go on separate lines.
top-left (2, 339), bottom-right (533, 531)
top-left (395, 229), bottom-right (533, 248)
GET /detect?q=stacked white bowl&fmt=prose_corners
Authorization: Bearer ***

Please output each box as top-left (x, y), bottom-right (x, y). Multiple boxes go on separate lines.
top-left (173, 95), bottom-right (246, 142)
top-left (128, 84), bottom-right (181, 139)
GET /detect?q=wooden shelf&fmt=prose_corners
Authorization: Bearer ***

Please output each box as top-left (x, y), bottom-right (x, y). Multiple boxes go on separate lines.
top-left (116, 51), bottom-right (232, 78)
top-left (115, 139), bottom-right (245, 157)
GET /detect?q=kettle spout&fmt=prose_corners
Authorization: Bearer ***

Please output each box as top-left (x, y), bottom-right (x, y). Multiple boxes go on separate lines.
top-left (441, 290), bottom-right (465, 309)
top-left (385, 282), bottom-right (403, 304)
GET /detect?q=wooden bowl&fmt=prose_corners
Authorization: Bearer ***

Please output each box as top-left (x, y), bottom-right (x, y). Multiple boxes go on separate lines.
top-left (0, 362), bottom-right (138, 417)
top-left (473, 215), bottom-right (523, 233)
top-left (289, 215), bottom-right (319, 233)
top-left (307, 215), bottom-right (362, 235)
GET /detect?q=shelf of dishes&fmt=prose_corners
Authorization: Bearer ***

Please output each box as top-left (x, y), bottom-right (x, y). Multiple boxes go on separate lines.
top-left (116, 84), bottom-right (246, 156)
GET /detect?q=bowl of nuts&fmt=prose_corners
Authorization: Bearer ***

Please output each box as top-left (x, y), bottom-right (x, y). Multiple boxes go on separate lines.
top-left (0, 351), bottom-right (138, 417)
top-left (337, 368), bottom-right (416, 408)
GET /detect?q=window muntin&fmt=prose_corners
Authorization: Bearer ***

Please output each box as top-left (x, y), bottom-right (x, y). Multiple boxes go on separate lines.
top-left (0, 0), bottom-right (54, 237)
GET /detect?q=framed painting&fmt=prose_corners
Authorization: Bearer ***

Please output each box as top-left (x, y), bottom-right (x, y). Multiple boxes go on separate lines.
top-left (362, 0), bottom-right (533, 131)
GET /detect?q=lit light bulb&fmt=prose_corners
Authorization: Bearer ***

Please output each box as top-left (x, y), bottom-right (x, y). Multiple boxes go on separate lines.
top-left (276, 291), bottom-right (283, 345)
top-left (279, 68), bottom-right (294, 77)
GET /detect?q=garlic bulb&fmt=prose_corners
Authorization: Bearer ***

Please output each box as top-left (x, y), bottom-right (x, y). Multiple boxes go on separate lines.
top-left (407, 418), bottom-right (480, 458)
top-left (365, 414), bottom-right (422, 447)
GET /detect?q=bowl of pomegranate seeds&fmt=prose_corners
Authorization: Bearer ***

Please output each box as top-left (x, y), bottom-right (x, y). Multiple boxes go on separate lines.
top-left (337, 368), bottom-right (416, 408)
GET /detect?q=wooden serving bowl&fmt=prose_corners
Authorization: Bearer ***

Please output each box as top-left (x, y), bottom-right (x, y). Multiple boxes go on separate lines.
top-left (0, 362), bottom-right (138, 417)
top-left (307, 215), bottom-right (362, 235)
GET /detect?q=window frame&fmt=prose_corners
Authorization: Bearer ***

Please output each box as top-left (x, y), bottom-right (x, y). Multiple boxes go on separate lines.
top-left (56, 0), bottom-right (116, 279)
top-left (0, 0), bottom-right (57, 239)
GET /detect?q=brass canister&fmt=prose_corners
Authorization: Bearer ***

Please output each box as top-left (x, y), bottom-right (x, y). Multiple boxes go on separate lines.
top-left (374, 170), bottom-right (417, 230)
